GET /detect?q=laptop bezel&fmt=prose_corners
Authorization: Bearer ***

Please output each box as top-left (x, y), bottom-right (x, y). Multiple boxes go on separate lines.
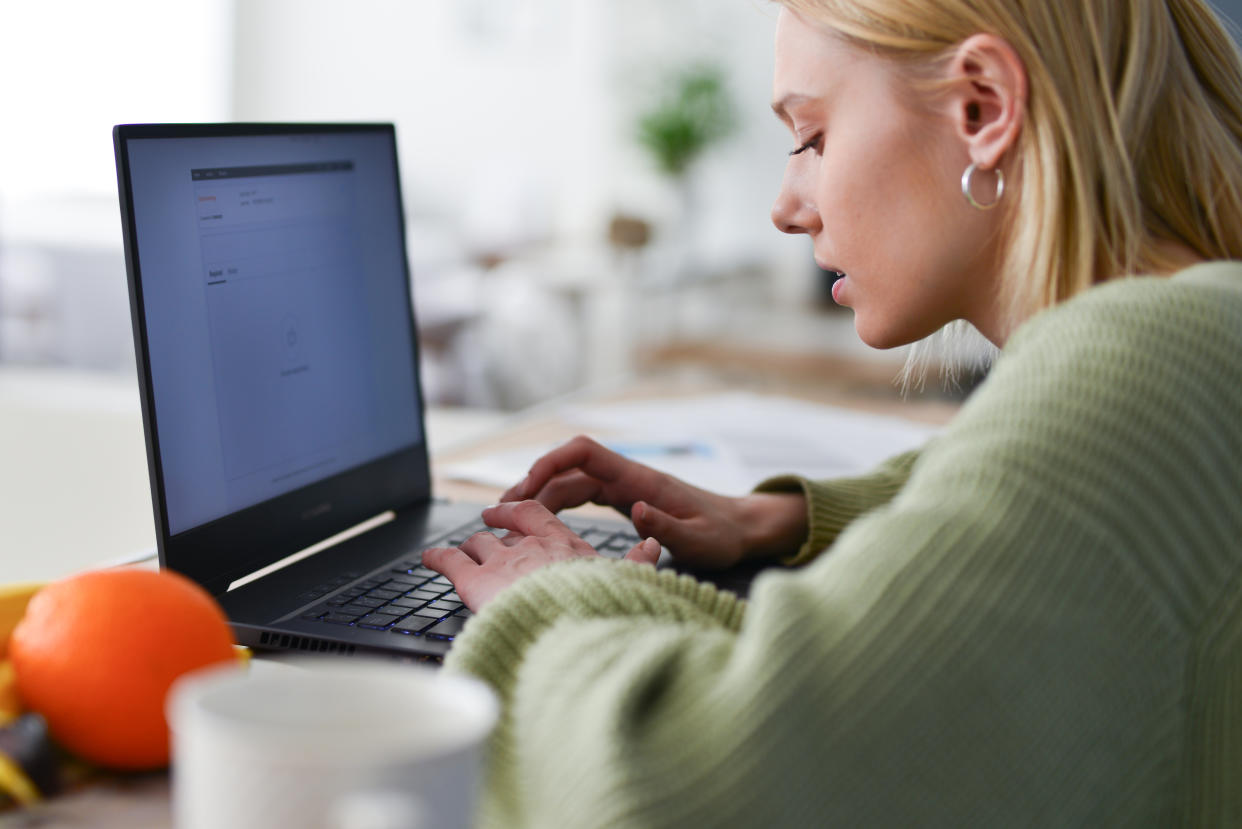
top-left (113, 122), bottom-right (433, 596)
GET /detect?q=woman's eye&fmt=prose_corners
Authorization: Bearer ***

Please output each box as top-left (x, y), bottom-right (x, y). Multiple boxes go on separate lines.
top-left (788, 134), bottom-right (822, 157)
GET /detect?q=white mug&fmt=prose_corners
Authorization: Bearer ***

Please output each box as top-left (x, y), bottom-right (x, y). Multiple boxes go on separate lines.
top-left (168, 657), bottom-right (498, 829)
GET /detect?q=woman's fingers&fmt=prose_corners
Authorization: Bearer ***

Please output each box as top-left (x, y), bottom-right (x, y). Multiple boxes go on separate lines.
top-left (631, 500), bottom-right (691, 551)
top-left (459, 530), bottom-right (505, 563)
top-left (482, 500), bottom-right (574, 540)
top-left (630, 500), bottom-right (740, 569)
top-left (421, 546), bottom-right (477, 584)
top-left (529, 470), bottom-right (606, 513)
top-left (623, 537), bottom-right (662, 567)
top-left (499, 478), bottom-right (528, 503)
top-left (504, 436), bottom-right (634, 502)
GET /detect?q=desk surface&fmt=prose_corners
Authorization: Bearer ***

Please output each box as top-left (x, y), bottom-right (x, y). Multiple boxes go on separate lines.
top-left (0, 364), bottom-right (958, 826)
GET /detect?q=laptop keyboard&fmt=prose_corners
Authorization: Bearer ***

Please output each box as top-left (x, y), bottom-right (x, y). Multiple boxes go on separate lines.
top-left (296, 518), bottom-right (642, 643)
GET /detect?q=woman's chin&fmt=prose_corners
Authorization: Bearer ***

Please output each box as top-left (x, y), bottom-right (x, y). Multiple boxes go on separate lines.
top-left (853, 316), bottom-right (915, 351)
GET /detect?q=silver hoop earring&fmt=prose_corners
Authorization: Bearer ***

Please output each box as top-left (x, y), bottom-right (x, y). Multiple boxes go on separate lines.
top-left (961, 162), bottom-right (1005, 210)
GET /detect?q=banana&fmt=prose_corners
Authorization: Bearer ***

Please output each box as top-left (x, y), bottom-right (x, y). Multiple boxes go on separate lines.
top-left (0, 583), bottom-right (44, 659)
top-left (0, 750), bottom-right (39, 807)
top-left (0, 661), bottom-right (20, 726)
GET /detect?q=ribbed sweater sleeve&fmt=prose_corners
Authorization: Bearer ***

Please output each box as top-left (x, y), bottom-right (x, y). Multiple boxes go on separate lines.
top-left (445, 561), bottom-right (746, 827)
top-left (445, 263), bottom-right (1242, 828)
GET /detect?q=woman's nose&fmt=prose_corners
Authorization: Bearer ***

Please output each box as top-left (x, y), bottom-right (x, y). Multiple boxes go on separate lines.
top-left (771, 167), bottom-right (818, 235)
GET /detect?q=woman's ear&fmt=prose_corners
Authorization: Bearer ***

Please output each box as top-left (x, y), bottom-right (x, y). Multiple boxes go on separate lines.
top-left (945, 33), bottom-right (1027, 169)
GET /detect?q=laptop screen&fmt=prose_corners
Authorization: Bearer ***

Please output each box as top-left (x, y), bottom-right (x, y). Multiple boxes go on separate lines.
top-left (120, 128), bottom-right (423, 536)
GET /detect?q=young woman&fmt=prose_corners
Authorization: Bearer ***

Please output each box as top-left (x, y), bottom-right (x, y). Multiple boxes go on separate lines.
top-left (423, 1), bottom-right (1242, 824)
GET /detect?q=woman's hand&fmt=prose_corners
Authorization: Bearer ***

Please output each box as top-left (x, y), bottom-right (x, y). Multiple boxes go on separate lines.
top-left (422, 500), bottom-right (661, 612)
top-left (502, 435), bottom-right (808, 570)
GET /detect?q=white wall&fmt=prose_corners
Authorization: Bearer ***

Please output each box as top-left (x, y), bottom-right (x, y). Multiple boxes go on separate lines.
top-left (0, 1), bottom-right (233, 202)
top-left (0, 1), bottom-right (234, 367)
top-left (230, 0), bottom-right (798, 269)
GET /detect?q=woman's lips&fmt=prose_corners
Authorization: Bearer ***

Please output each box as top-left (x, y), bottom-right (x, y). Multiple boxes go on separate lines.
top-left (831, 272), bottom-right (847, 304)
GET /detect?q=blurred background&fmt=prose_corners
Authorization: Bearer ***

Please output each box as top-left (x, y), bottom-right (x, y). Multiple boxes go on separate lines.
top-left (0, 0), bottom-right (899, 412)
top-left (2, 0), bottom-right (1240, 410)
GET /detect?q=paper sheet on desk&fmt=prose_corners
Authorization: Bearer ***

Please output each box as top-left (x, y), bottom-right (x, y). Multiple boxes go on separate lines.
top-left (439, 392), bottom-right (939, 497)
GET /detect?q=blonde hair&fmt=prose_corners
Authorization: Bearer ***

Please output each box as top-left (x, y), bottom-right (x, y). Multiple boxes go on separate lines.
top-left (778, 0), bottom-right (1242, 340)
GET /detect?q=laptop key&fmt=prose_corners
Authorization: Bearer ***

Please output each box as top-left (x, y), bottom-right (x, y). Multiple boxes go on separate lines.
top-left (368, 588), bottom-right (402, 600)
top-left (413, 607), bottom-right (445, 619)
top-left (388, 597), bottom-right (422, 609)
top-left (399, 615), bottom-right (445, 634)
top-left (578, 528), bottom-right (613, 548)
top-left (354, 596), bottom-right (386, 608)
top-left (322, 613), bottom-right (361, 625)
top-left (356, 612), bottom-right (402, 629)
top-left (423, 615), bottom-right (467, 640)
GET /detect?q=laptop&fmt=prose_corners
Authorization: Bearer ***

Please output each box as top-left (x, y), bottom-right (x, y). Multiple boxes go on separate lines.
top-left (112, 122), bottom-right (663, 662)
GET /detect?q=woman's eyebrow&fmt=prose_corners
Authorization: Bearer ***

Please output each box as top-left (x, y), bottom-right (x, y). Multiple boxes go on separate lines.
top-left (771, 93), bottom-right (814, 124)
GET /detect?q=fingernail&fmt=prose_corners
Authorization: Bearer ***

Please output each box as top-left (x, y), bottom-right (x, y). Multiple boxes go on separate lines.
top-left (633, 502), bottom-right (646, 521)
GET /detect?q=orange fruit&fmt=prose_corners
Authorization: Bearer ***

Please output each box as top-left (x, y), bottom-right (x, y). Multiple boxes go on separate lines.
top-left (8, 567), bottom-right (236, 770)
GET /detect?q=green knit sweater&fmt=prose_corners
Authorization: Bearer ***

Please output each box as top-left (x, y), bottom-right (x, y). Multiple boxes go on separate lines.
top-left (446, 262), bottom-right (1242, 827)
